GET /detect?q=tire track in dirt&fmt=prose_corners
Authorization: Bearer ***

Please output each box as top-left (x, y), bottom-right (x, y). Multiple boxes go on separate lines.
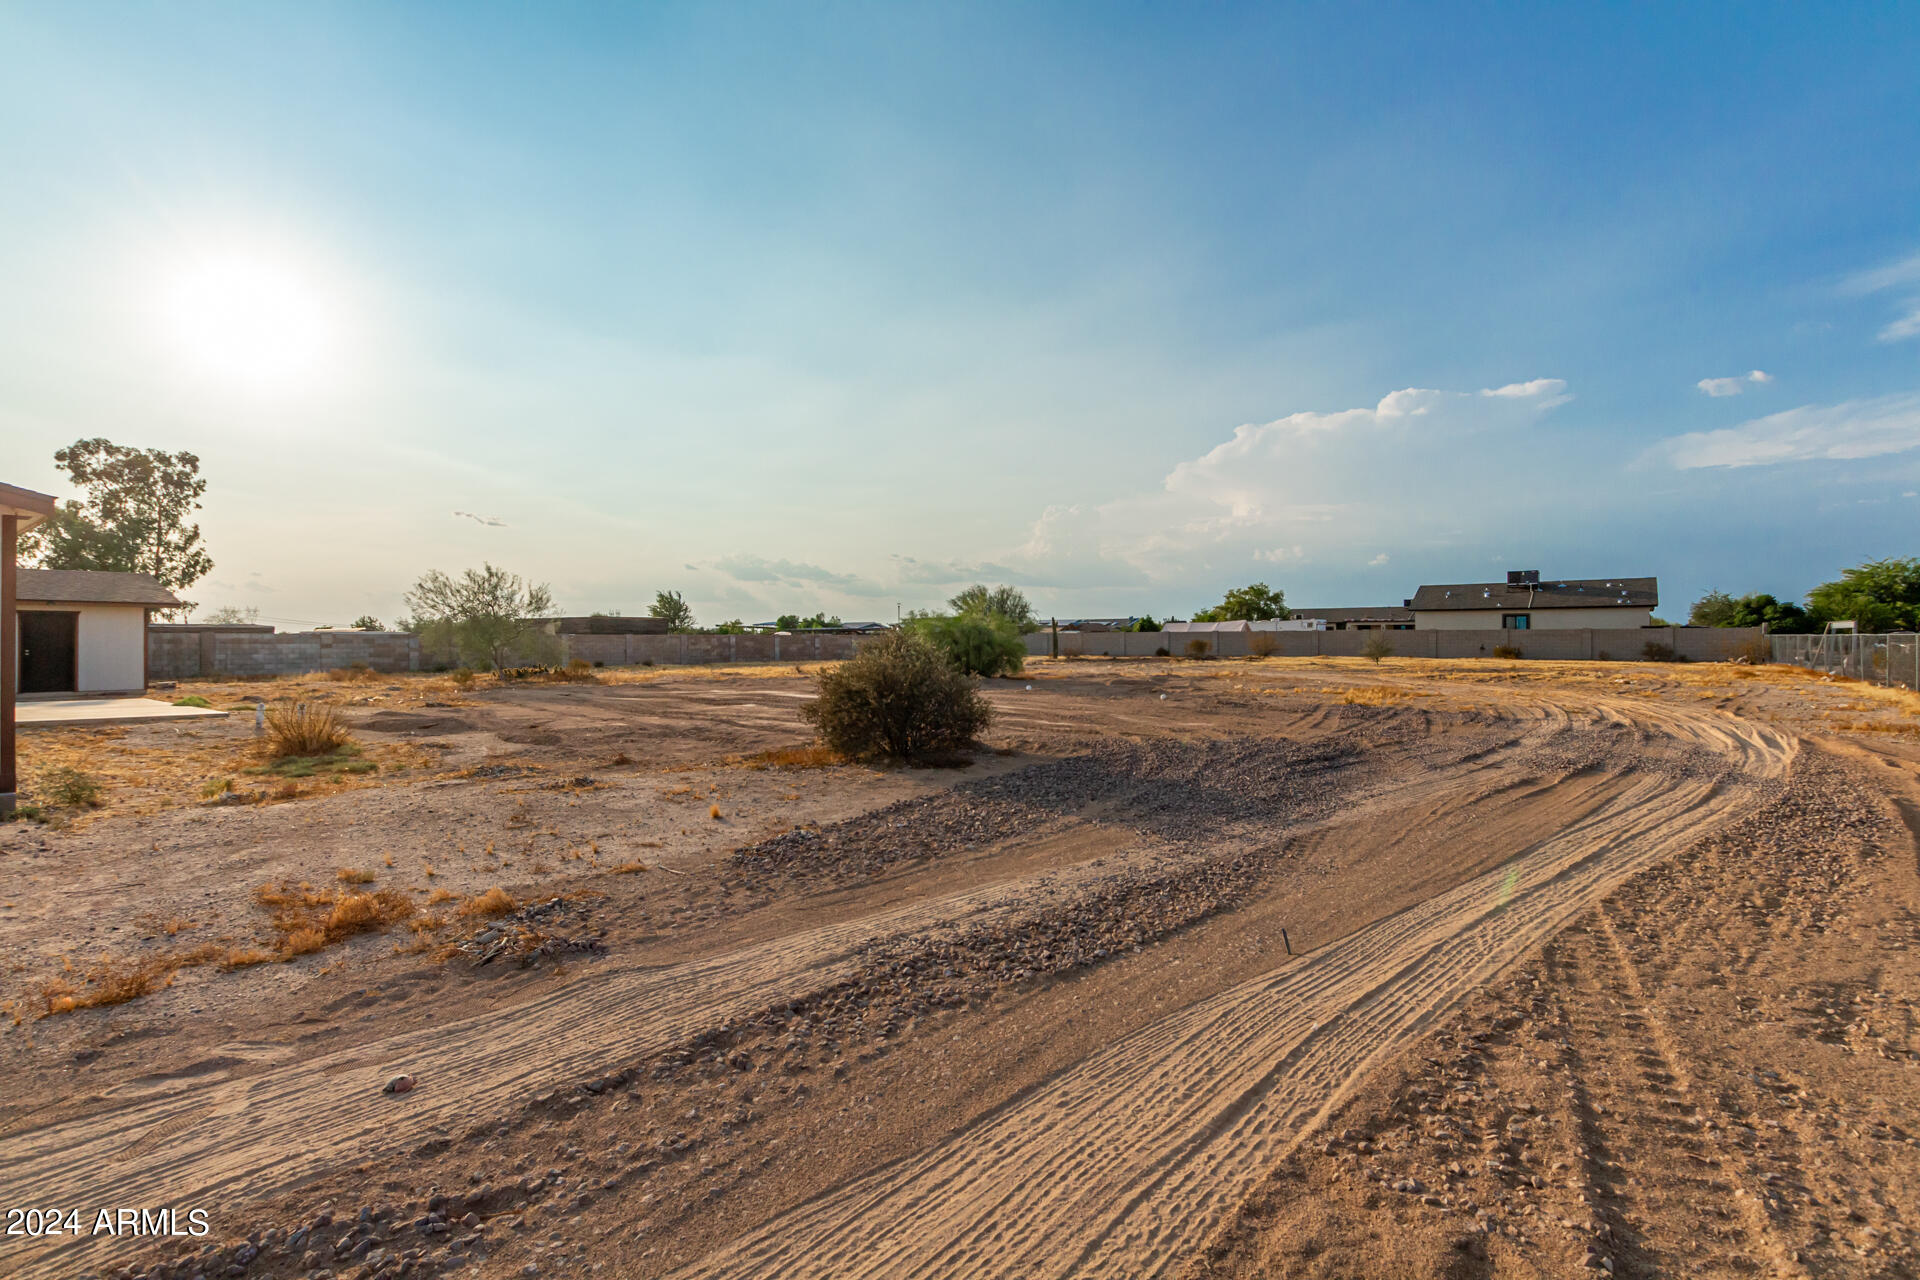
top-left (0, 714), bottom-right (1545, 1278)
top-left (665, 705), bottom-right (1794, 1280)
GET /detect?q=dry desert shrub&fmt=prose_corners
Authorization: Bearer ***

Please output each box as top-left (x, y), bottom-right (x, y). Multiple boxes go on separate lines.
top-left (1362, 632), bottom-right (1395, 663)
top-left (459, 887), bottom-right (516, 918)
top-left (610, 861), bottom-right (649, 874)
top-left (336, 867), bottom-right (377, 884)
top-left (1247, 632), bottom-right (1279, 658)
top-left (1185, 638), bottom-right (1211, 659)
top-left (328, 662), bottom-right (380, 683)
top-left (39, 766), bottom-right (103, 808)
top-left (265, 703), bottom-right (350, 757)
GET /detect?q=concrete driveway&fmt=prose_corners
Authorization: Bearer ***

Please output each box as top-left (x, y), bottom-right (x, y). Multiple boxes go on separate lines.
top-left (15, 696), bottom-right (229, 728)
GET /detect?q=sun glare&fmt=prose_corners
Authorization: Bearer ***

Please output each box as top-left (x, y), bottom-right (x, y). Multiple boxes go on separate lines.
top-left (159, 249), bottom-right (338, 394)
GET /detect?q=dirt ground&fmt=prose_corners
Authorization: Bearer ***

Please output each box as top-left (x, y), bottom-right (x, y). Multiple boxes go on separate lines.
top-left (1, 655), bottom-right (1917, 1280)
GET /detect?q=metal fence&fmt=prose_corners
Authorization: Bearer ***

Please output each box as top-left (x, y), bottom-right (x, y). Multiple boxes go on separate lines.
top-left (1771, 632), bottom-right (1920, 691)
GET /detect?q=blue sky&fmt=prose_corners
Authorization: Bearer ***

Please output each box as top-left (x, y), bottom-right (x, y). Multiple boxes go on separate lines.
top-left (3, 3), bottom-right (1917, 625)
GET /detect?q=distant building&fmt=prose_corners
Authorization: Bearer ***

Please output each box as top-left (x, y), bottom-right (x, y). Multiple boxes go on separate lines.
top-left (1057, 617), bottom-right (1142, 632)
top-left (747, 621), bottom-right (893, 635)
top-left (1290, 607), bottom-right (1415, 631)
top-left (1409, 572), bottom-right (1657, 630)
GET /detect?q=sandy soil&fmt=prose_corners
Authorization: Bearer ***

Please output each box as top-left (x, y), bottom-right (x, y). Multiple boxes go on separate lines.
top-left (0, 656), bottom-right (1916, 1280)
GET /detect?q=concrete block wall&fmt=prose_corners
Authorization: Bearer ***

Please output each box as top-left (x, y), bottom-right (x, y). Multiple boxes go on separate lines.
top-left (149, 629), bottom-right (421, 679)
top-left (1024, 627), bottom-right (1766, 662)
top-left (562, 632), bottom-right (868, 666)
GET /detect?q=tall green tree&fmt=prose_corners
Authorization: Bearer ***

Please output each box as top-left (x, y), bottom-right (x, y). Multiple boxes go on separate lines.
top-left (1192, 582), bottom-right (1289, 622)
top-left (403, 564), bottom-right (556, 670)
top-left (649, 589), bottom-right (695, 632)
top-left (1688, 590), bottom-right (1812, 633)
top-left (775, 612), bottom-right (842, 630)
top-left (948, 583), bottom-right (1037, 633)
top-left (1806, 558), bottom-right (1920, 632)
top-left (20, 438), bottom-right (213, 610)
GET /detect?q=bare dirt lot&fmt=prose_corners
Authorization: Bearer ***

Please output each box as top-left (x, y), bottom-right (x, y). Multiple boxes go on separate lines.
top-left (3, 657), bottom-right (1919, 1280)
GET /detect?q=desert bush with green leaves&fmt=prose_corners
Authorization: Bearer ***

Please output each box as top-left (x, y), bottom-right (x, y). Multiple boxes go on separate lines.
top-left (907, 612), bottom-right (1025, 677)
top-left (801, 630), bottom-right (993, 761)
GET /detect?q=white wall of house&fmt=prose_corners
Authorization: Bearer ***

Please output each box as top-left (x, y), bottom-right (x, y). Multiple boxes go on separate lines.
top-left (17, 602), bottom-right (147, 694)
top-left (1414, 606), bottom-right (1655, 631)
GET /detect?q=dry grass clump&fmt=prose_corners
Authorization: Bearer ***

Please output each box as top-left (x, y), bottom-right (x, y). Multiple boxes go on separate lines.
top-left (427, 887), bottom-right (458, 905)
top-left (254, 880), bottom-right (417, 951)
top-left (1340, 686), bottom-right (1413, 706)
top-left (709, 803), bottom-right (723, 820)
top-left (730, 744), bottom-right (845, 770)
top-left (328, 662), bottom-right (381, 683)
top-left (39, 954), bottom-right (179, 1015)
top-left (336, 867), bottom-right (377, 884)
top-left (459, 886), bottom-right (517, 918)
top-left (265, 703), bottom-right (351, 757)
top-left (610, 861), bottom-right (649, 874)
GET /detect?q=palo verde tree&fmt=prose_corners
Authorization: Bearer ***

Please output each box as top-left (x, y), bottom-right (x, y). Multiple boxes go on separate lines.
top-left (1191, 582), bottom-right (1289, 622)
top-left (948, 583), bottom-right (1038, 633)
top-left (403, 563), bottom-right (556, 671)
top-left (21, 438), bottom-right (213, 613)
top-left (649, 589), bottom-right (696, 632)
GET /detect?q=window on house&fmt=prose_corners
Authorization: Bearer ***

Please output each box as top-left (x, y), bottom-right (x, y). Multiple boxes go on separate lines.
top-left (1502, 613), bottom-right (1531, 630)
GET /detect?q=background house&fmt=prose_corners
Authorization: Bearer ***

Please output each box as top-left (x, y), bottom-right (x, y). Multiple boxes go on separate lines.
top-left (1409, 572), bottom-right (1657, 631)
top-left (15, 569), bottom-right (179, 696)
top-left (1291, 607), bottom-right (1415, 631)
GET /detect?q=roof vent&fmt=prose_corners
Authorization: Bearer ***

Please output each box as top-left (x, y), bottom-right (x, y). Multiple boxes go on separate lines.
top-left (1506, 570), bottom-right (1540, 586)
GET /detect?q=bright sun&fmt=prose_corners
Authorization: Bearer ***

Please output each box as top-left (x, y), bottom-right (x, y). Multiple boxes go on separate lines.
top-left (159, 249), bottom-right (338, 394)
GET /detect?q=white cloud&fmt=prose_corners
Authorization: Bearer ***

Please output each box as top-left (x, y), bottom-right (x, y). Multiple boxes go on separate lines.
top-left (998, 380), bottom-right (1570, 588)
top-left (1368, 552), bottom-right (1390, 566)
top-left (705, 554), bottom-right (894, 597)
top-left (1697, 370), bottom-right (1773, 397)
top-left (1842, 251), bottom-right (1920, 343)
top-left (1842, 252), bottom-right (1920, 296)
top-left (1655, 394), bottom-right (1920, 469)
top-left (1881, 303), bottom-right (1920, 343)
top-left (1480, 378), bottom-right (1571, 407)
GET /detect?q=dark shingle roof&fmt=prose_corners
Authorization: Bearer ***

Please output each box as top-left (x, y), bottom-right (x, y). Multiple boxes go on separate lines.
top-left (1410, 577), bottom-right (1657, 612)
top-left (1291, 606), bottom-right (1415, 624)
top-left (15, 569), bottom-right (181, 607)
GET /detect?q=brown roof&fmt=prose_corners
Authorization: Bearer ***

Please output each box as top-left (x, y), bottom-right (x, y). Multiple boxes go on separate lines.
top-left (14, 568), bottom-right (182, 607)
top-left (0, 482), bottom-right (59, 531)
top-left (1410, 577), bottom-right (1657, 612)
